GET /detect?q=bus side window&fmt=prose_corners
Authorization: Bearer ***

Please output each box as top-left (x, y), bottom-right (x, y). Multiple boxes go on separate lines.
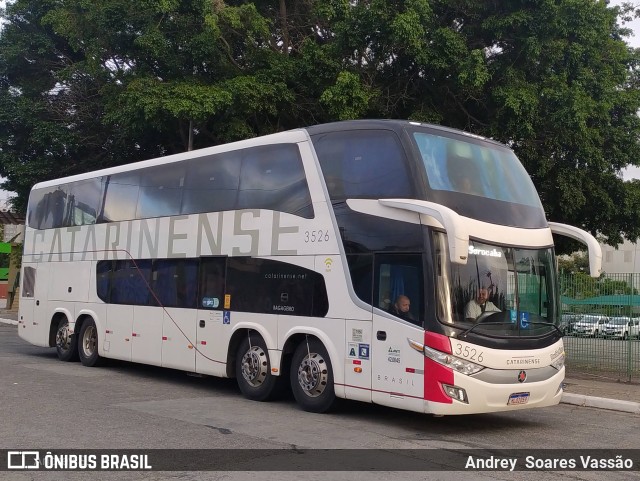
top-left (182, 152), bottom-right (241, 215)
top-left (21, 266), bottom-right (36, 298)
top-left (153, 259), bottom-right (198, 308)
top-left (374, 254), bottom-right (423, 326)
top-left (110, 260), bottom-right (152, 305)
top-left (67, 178), bottom-right (103, 226)
top-left (102, 172), bottom-right (140, 222)
top-left (346, 254), bottom-right (373, 305)
top-left (312, 130), bottom-right (414, 201)
top-left (136, 164), bottom-right (186, 219)
top-left (225, 257), bottom-right (328, 316)
top-left (96, 261), bottom-right (112, 302)
top-left (199, 258), bottom-right (226, 309)
top-left (237, 144), bottom-right (313, 218)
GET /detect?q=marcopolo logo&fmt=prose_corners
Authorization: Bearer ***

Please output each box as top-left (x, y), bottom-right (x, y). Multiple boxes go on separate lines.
top-left (468, 246), bottom-right (502, 258)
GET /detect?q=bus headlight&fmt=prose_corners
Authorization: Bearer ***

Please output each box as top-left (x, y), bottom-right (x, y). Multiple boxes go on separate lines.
top-left (550, 352), bottom-right (565, 371)
top-left (424, 345), bottom-right (484, 375)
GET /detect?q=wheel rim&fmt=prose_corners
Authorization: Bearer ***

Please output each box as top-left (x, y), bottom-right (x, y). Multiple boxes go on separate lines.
top-left (56, 323), bottom-right (71, 352)
top-left (82, 325), bottom-right (97, 358)
top-left (241, 345), bottom-right (268, 387)
top-left (297, 352), bottom-right (328, 398)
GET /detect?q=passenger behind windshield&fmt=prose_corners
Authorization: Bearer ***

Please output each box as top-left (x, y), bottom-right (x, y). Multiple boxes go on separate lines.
top-left (447, 154), bottom-right (485, 196)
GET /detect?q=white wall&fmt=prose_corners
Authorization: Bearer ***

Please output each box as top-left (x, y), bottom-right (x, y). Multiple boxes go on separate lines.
top-left (600, 240), bottom-right (640, 274)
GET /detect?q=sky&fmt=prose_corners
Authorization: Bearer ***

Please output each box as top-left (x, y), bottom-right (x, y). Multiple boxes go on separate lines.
top-left (0, 1), bottom-right (640, 207)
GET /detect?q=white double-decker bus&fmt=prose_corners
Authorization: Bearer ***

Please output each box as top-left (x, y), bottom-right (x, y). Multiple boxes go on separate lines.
top-left (18, 120), bottom-right (601, 415)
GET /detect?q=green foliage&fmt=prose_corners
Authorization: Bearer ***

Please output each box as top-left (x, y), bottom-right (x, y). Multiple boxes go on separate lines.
top-left (1, 0), bottom-right (640, 249)
top-left (320, 71), bottom-right (375, 120)
top-left (558, 251), bottom-right (590, 274)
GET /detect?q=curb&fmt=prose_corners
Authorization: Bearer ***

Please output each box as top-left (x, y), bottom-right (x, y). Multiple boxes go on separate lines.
top-left (0, 318), bottom-right (17, 326)
top-left (561, 392), bottom-right (640, 414)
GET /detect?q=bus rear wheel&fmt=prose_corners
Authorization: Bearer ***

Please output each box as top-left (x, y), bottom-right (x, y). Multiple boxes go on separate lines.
top-left (55, 318), bottom-right (78, 362)
top-left (235, 333), bottom-right (282, 402)
top-left (78, 319), bottom-right (102, 367)
top-left (290, 338), bottom-right (336, 413)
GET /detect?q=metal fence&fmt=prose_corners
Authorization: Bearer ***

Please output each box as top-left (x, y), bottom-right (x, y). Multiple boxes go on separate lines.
top-left (560, 272), bottom-right (640, 383)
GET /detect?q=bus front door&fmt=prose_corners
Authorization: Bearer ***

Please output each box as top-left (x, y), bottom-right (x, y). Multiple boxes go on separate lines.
top-left (371, 315), bottom-right (426, 412)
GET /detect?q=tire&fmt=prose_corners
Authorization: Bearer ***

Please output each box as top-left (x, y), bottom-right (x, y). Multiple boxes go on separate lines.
top-left (623, 332), bottom-right (628, 340)
top-left (55, 318), bottom-right (78, 362)
top-left (78, 319), bottom-right (102, 367)
top-left (290, 338), bottom-right (336, 413)
top-left (235, 333), bottom-right (283, 402)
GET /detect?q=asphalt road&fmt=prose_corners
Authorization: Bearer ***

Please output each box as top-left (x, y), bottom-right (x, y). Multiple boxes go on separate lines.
top-left (1, 324), bottom-right (639, 481)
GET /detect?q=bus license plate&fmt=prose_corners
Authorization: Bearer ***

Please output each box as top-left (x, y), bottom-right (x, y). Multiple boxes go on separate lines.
top-left (507, 392), bottom-right (530, 405)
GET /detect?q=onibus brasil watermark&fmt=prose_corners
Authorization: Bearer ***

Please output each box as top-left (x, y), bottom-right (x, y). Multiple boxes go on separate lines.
top-left (6, 451), bottom-right (151, 471)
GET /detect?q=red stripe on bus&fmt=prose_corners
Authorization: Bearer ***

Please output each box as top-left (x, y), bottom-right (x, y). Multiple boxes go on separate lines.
top-left (424, 331), bottom-right (451, 353)
top-left (423, 331), bottom-right (453, 402)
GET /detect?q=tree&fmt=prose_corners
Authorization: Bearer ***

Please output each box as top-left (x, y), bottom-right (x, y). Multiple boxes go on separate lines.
top-left (1, 0), bottom-right (640, 250)
top-left (558, 251), bottom-right (590, 274)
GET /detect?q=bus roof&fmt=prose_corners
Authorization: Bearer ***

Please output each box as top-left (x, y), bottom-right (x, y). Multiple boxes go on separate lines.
top-left (31, 119), bottom-right (504, 192)
top-left (305, 119), bottom-right (502, 146)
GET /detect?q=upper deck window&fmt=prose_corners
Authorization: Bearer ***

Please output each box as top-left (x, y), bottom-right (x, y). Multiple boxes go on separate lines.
top-left (27, 143), bottom-right (314, 229)
top-left (413, 131), bottom-right (542, 208)
top-left (312, 130), bottom-right (414, 200)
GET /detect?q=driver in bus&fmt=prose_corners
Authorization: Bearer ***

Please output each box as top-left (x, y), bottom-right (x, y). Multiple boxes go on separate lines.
top-left (465, 287), bottom-right (500, 321)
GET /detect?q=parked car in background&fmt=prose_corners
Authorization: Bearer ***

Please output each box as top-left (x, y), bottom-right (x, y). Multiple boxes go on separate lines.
top-left (572, 315), bottom-right (609, 337)
top-left (560, 314), bottom-right (580, 335)
top-left (603, 317), bottom-right (640, 339)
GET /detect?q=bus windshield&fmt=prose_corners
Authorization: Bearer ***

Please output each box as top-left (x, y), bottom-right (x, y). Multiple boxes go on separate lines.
top-left (410, 128), bottom-right (547, 228)
top-left (434, 232), bottom-right (558, 337)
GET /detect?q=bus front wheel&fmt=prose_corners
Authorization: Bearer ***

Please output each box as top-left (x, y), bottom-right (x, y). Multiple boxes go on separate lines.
top-left (78, 319), bottom-right (102, 367)
top-left (55, 318), bottom-right (78, 362)
top-left (235, 333), bottom-right (282, 402)
top-left (290, 338), bottom-right (336, 413)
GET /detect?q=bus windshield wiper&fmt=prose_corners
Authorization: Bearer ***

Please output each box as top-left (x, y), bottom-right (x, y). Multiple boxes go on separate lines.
top-left (522, 321), bottom-right (564, 337)
top-left (459, 322), bottom-right (513, 339)
top-left (459, 321), bottom-right (563, 339)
